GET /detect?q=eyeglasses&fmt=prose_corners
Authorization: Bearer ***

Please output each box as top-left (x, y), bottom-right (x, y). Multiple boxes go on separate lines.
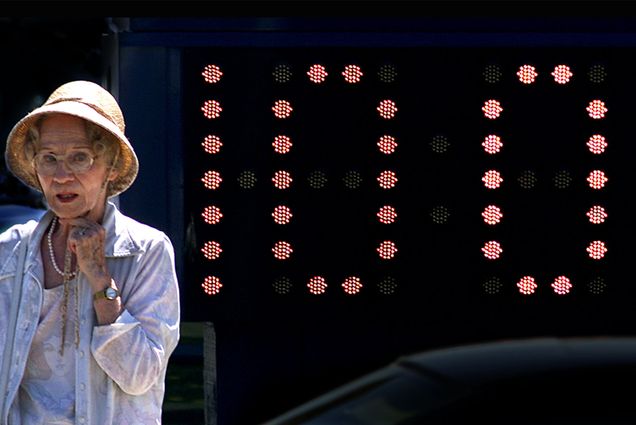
top-left (32, 150), bottom-right (96, 176)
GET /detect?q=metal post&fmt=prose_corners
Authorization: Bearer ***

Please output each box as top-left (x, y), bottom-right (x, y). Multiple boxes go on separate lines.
top-left (203, 322), bottom-right (217, 425)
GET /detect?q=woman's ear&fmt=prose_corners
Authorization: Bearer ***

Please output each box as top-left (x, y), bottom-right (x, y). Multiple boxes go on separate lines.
top-left (107, 166), bottom-right (119, 182)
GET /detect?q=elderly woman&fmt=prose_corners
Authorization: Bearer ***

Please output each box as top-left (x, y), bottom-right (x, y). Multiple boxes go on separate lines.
top-left (0, 80), bottom-right (180, 424)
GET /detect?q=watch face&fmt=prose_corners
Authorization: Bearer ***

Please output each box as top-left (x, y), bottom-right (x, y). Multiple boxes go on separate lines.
top-left (105, 287), bottom-right (118, 300)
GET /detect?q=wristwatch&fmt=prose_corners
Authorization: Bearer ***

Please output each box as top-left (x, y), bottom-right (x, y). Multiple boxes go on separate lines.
top-left (94, 286), bottom-right (119, 301)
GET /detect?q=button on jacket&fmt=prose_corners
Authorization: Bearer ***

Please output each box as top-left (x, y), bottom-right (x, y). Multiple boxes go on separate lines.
top-left (0, 201), bottom-right (180, 424)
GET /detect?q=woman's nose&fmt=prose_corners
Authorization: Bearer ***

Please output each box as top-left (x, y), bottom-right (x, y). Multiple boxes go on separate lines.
top-left (51, 160), bottom-right (75, 182)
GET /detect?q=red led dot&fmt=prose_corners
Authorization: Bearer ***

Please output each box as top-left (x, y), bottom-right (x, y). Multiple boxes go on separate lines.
top-left (551, 276), bottom-right (572, 295)
top-left (482, 99), bottom-right (503, 119)
top-left (202, 206), bottom-right (223, 224)
top-left (201, 100), bottom-right (222, 119)
top-left (482, 205), bottom-right (503, 225)
top-left (482, 241), bottom-right (502, 260)
top-left (202, 64), bottom-right (223, 84)
top-left (202, 241), bottom-right (222, 260)
top-left (377, 205), bottom-right (397, 224)
top-left (273, 241), bottom-right (293, 260)
top-left (377, 170), bottom-right (398, 189)
top-left (377, 99), bottom-right (398, 119)
top-left (587, 170), bottom-right (608, 189)
top-left (587, 240), bottom-right (607, 260)
top-left (482, 170), bottom-right (503, 189)
top-left (273, 170), bottom-right (293, 189)
top-left (517, 276), bottom-right (537, 295)
top-left (517, 64), bottom-right (538, 84)
top-left (342, 276), bottom-right (363, 294)
top-left (377, 241), bottom-right (398, 260)
top-left (482, 135), bottom-right (503, 154)
top-left (587, 135), bottom-right (607, 154)
top-left (202, 135), bottom-right (223, 154)
top-left (272, 205), bottom-right (293, 224)
top-left (377, 135), bottom-right (398, 154)
top-left (342, 65), bottom-right (363, 83)
top-left (552, 65), bottom-right (573, 84)
top-left (273, 100), bottom-right (293, 118)
top-left (586, 100), bottom-right (607, 119)
top-left (586, 205), bottom-right (607, 224)
top-left (273, 135), bottom-right (293, 154)
top-left (202, 276), bottom-right (223, 295)
top-left (201, 170), bottom-right (222, 190)
top-left (307, 64), bottom-right (328, 83)
top-left (308, 276), bottom-right (327, 295)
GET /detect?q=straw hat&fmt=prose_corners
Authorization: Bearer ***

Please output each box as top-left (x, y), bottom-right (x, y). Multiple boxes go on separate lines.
top-left (4, 80), bottom-right (139, 198)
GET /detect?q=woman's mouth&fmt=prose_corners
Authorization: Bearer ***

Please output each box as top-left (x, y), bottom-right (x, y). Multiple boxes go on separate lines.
top-left (56, 193), bottom-right (79, 203)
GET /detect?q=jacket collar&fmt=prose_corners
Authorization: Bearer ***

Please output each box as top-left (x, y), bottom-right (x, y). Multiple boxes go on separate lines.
top-left (101, 201), bottom-right (143, 257)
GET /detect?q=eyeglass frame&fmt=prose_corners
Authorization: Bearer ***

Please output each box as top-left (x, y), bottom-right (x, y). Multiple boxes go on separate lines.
top-left (31, 149), bottom-right (98, 176)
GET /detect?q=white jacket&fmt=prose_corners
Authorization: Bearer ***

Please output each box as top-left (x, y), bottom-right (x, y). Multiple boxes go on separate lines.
top-left (0, 201), bottom-right (180, 424)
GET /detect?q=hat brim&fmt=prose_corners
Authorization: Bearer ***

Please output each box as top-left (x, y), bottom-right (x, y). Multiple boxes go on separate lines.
top-left (5, 101), bottom-right (138, 198)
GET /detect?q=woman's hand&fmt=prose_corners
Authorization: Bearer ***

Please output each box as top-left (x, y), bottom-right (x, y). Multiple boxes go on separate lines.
top-left (63, 217), bottom-right (111, 290)
top-left (62, 216), bottom-right (122, 324)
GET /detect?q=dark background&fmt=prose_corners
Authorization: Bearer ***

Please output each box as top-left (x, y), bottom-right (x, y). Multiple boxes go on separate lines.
top-left (0, 16), bottom-right (107, 207)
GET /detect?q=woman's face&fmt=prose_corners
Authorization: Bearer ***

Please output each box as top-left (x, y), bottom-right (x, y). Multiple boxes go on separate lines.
top-left (35, 114), bottom-right (116, 222)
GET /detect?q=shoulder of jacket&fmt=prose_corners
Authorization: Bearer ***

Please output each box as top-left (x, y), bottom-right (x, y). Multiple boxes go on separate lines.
top-left (109, 210), bottom-right (173, 257)
top-left (0, 220), bottom-right (38, 246)
top-left (0, 220), bottom-right (38, 275)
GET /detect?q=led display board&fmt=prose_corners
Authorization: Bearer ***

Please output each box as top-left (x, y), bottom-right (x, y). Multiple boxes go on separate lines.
top-left (180, 47), bottom-right (630, 423)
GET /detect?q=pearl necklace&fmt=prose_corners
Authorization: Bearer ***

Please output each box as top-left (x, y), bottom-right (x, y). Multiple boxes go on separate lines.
top-left (47, 216), bottom-right (76, 279)
top-left (48, 216), bottom-right (81, 355)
